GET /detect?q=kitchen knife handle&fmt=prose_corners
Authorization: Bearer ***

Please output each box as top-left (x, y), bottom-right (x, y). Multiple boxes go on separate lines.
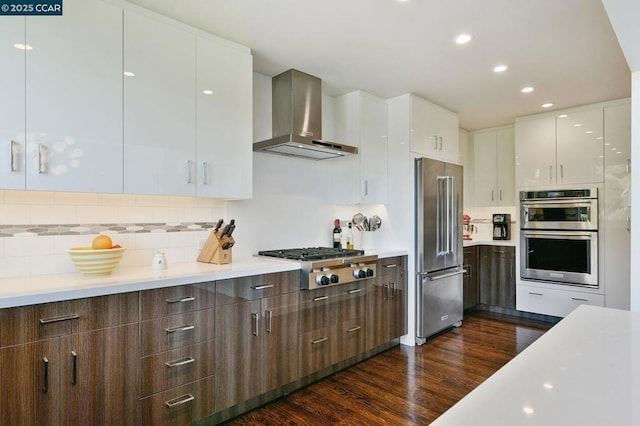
top-left (265, 310), bottom-right (273, 333)
top-left (42, 357), bottom-right (49, 392)
top-left (38, 144), bottom-right (46, 174)
top-left (201, 161), bottom-right (208, 185)
top-left (10, 140), bottom-right (17, 171)
top-left (165, 393), bottom-right (195, 408)
top-left (186, 160), bottom-right (193, 184)
top-left (252, 312), bottom-right (259, 336)
top-left (71, 350), bottom-right (77, 385)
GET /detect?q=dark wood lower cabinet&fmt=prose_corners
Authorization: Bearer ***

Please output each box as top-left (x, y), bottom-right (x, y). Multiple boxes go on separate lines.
top-left (479, 245), bottom-right (516, 309)
top-left (299, 325), bottom-right (339, 376)
top-left (463, 246), bottom-right (479, 310)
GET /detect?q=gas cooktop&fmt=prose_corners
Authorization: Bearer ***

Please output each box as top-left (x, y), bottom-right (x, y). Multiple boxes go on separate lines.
top-left (258, 247), bottom-right (365, 262)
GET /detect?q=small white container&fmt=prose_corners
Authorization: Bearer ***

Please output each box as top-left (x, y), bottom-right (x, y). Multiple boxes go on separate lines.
top-left (361, 231), bottom-right (376, 250)
top-left (152, 251), bottom-right (167, 270)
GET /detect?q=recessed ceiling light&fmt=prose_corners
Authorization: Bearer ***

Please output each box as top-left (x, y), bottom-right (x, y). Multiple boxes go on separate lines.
top-left (123, 71), bottom-right (135, 77)
top-left (493, 65), bottom-right (508, 73)
top-left (203, 90), bottom-right (213, 95)
top-left (596, 137), bottom-right (604, 140)
top-left (455, 33), bottom-right (473, 44)
top-left (521, 86), bottom-right (534, 93)
top-left (585, 130), bottom-right (593, 134)
top-left (541, 103), bottom-right (554, 108)
top-left (574, 123), bottom-right (583, 127)
top-left (14, 43), bottom-right (33, 50)
top-left (558, 114), bottom-right (568, 118)
top-left (523, 407), bottom-right (534, 415)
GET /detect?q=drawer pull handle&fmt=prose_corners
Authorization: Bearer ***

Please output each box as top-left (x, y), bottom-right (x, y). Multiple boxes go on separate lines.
top-left (71, 351), bottom-right (77, 385)
top-left (166, 357), bottom-right (196, 368)
top-left (252, 284), bottom-right (274, 290)
top-left (529, 292), bottom-right (543, 296)
top-left (165, 393), bottom-right (195, 408)
top-left (165, 325), bottom-right (195, 334)
top-left (311, 337), bottom-right (328, 345)
top-left (346, 325), bottom-right (362, 333)
top-left (42, 357), bottom-right (49, 392)
top-left (313, 296), bottom-right (329, 302)
top-left (571, 297), bottom-right (589, 302)
top-left (252, 312), bottom-right (259, 336)
top-left (265, 310), bottom-right (273, 333)
top-left (347, 288), bottom-right (362, 294)
top-left (39, 314), bottom-right (80, 324)
top-left (384, 264), bottom-right (397, 268)
top-left (166, 296), bottom-right (196, 304)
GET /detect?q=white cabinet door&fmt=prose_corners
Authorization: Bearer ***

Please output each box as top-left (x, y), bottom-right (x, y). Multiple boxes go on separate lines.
top-left (410, 95), bottom-right (458, 162)
top-left (516, 284), bottom-right (604, 317)
top-left (0, 18), bottom-right (25, 190)
top-left (496, 127), bottom-right (515, 206)
top-left (25, 0), bottom-right (123, 193)
top-left (603, 103), bottom-right (631, 309)
top-left (472, 131), bottom-right (497, 206)
top-left (436, 107), bottom-right (460, 164)
top-left (556, 108), bottom-right (603, 184)
top-left (124, 10), bottom-right (196, 196)
top-left (359, 92), bottom-right (388, 204)
top-left (515, 116), bottom-right (556, 187)
top-left (196, 36), bottom-right (252, 198)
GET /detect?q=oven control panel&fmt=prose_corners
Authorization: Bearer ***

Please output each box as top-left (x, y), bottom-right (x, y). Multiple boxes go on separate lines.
top-left (307, 262), bottom-right (377, 290)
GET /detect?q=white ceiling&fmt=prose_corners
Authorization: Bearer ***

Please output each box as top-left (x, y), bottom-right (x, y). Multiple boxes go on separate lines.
top-left (127, 0), bottom-right (631, 131)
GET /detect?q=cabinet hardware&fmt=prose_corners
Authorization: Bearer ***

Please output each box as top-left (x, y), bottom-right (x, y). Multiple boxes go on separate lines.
top-left (346, 325), bottom-right (361, 333)
top-left (38, 144), bottom-right (46, 174)
top-left (252, 312), bottom-right (259, 336)
top-left (549, 165), bottom-right (553, 182)
top-left (310, 336), bottom-right (328, 345)
top-left (39, 314), bottom-right (80, 324)
top-left (166, 296), bottom-right (195, 304)
top-left (166, 356), bottom-right (196, 368)
top-left (384, 264), bottom-right (397, 269)
top-left (313, 295), bottom-right (328, 302)
top-left (438, 136), bottom-right (443, 150)
top-left (560, 164), bottom-right (564, 181)
top-left (627, 159), bottom-right (631, 174)
top-left (499, 189), bottom-right (503, 201)
top-left (202, 161), bottom-right (208, 185)
top-left (165, 393), bottom-right (195, 408)
top-left (390, 282), bottom-right (397, 298)
top-left (186, 160), bottom-right (193, 184)
top-left (252, 284), bottom-right (274, 290)
top-left (71, 351), bottom-right (77, 385)
top-left (347, 288), bottom-right (362, 294)
top-left (383, 283), bottom-right (389, 300)
top-left (265, 310), bottom-right (273, 333)
top-left (529, 292), bottom-right (543, 296)
top-left (10, 140), bottom-right (17, 171)
top-left (42, 357), bottom-right (49, 392)
top-left (433, 135), bottom-right (438, 150)
top-left (361, 180), bottom-right (368, 196)
top-left (491, 190), bottom-right (494, 201)
top-left (571, 297), bottom-right (589, 302)
top-left (627, 216), bottom-right (631, 232)
top-left (165, 324), bottom-right (195, 334)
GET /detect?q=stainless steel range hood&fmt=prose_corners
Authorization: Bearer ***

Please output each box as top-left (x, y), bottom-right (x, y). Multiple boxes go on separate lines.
top-left (253, 69), bottom-right (358, 160)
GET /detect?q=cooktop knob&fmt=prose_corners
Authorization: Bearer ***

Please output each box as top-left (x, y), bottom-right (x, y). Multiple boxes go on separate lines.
top-left (317, 275), bottom-right (330, 286)
top-left (330, 274), bottom-right (339, 284)
top-left (366, 268), bottom-right (374, 277)
top-left (354, 269), bottom-right (366, 279)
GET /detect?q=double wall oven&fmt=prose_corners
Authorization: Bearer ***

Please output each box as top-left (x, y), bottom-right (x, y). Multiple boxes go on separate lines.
top-left (520, 188), bottom-right (598, 288)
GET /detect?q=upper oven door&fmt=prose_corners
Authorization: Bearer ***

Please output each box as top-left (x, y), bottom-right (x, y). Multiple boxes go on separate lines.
top-left (521, 198), bottom-right (598, 230)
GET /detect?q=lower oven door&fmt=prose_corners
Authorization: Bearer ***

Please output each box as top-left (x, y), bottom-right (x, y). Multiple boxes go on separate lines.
top-left (520, 230), bottom-right (598, 287)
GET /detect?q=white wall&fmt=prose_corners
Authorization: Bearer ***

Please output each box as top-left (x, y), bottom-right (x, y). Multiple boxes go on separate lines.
top-left (631, 71), bottom-right (640, 312)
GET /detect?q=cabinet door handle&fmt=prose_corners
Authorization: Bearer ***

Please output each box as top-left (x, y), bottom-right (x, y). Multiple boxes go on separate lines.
top-left (560, 164), bottom-right (564, 181)
top-left (499, 189), bottom-right (503, 201)
top-left (549, 165), bottom-right (553, 182)
top-left (252, 312), bottom-right (259, 336)
top-left (38, 144), bottom-right (47, 174)
top-left (391, 282), bottom-right (397, 298)
top-left (165, 393), bottom-right (195, 408)
top-left (571, 297), bottom-right (589, 302)
top-left (165, 324), bottom-right (195, 334)
top-left (313, 295), bottom-right (328, 302)
top-left (433, 135), bottom-right (438, 150)
top-left (529, 292), bottom-right (543, 296)
top-left (311, 336), bottom-right (328, 345)
top-left (186, 160), bottom-right (193, 183)
top-left (71, 350), bottom-right (77, 385)
top-left (42, 357), bottom-right (49, 392)
top-left (201, 161), bottom-right (208, 185)
top-left (252, 284), bottom-right (274, 290)
top-left (439, 136), bottom-right (443, 150)
top-left (383, 283), bottom-right (389, 300)
top-left (346, 325), bottom-right (361, 333)
top-left (166, 356), bottom-right (196, 368)
top-left (10, 140), bottom-right (17, 171)
top-left (347, 288), bottom-right (362, 294)
top-left (384, 264), bottom-right (397, 269)
top-left (627, 216), bottom-right (631, 232)
top-left (627, 159), bottom-right (631, 174)
top-left (39, 314), bottom-right (80, 324)
top-left (166, 296), bottom-right (195, 304)
top-left (265, 310), bottom-right (273, 333)
top-left (491, 190), bottom-right (494, 201)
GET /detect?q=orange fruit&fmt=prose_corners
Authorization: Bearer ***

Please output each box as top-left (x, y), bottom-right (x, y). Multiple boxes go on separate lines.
top-left (92, 235), bottom-right (113, 250)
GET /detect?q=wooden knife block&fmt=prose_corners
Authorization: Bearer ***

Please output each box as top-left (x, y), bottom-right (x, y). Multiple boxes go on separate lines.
top-left (197, 231), bottom-right (234, 264)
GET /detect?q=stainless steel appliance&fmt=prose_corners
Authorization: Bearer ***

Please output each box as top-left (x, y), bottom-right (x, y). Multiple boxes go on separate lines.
top-left (257, 247), bottom-right (377, 290)
top-left (253, 69), bottom-right (359, 160)
top-left (520, 188), bottom-right (598, 287)
top-left (493, 213), bottom-right (511, 240)
top-left (415, 157), bottom-right (464, 345)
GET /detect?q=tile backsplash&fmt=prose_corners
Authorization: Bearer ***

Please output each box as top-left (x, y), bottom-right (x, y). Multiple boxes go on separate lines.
top-left (0, 190), bottom-right (226, 278)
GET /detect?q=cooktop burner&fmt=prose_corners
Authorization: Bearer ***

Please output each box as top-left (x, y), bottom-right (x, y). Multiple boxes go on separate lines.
top-left (258, 247), bottom-right (365, 262)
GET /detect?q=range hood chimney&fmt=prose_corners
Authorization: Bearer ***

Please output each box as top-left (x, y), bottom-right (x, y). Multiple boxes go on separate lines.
top-left (253, 69), bottom-right (358, 160)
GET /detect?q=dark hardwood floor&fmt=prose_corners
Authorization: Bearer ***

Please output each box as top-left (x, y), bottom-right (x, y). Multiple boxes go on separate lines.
top-left (225, 311), bottom-right (553, 425)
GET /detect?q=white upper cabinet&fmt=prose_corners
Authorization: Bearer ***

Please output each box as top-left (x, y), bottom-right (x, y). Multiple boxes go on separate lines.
top-left (124, 10), bottom-right (196, 196)
top-left (515, 107), bottom-right (604, 187)
top-left (196, 36), bottom-right (252, 198)
top-left (472, 127), bottom-right (515, 207)
top-left (0, 18), bottom-right (25, 190)
top-left (332, 91), bottom-right (388, 204)
top-left (411, 95), bottom-right (459, 163)
top-left (3, 0), bottom-right (123, 193)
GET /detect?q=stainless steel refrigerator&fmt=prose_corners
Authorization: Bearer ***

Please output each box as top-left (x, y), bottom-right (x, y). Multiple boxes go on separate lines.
top-left (415, 157), bottom-right (464, 345)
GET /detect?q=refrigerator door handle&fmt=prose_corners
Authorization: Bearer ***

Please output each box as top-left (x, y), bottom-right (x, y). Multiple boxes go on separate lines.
top-left (446, 176), bottom-right (454, 254)
top-left (422, 268), bottom-right (465, 281)
top-left (437, 176), bottom-right (448, 256)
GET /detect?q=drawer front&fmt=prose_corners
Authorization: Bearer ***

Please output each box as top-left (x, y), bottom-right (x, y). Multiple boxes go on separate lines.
top-left (378, 256), bottom-right (405, 278)
top-left (140, 283), bottom-right (216, 321)
top-left (337, 282), bottom-right (366, 322)
top-left (299, 291), bottom-right (339, 333)
top-left (138, 376), bottom-right (215, 426)
top-left (339, 317), bottom-right (366, 362)
top-left (517, 285), bottom-right (605, 317)
top-left (139, 340), bottom-right (215, 397)
top-left (299, 325), bottom-right (338, 377)
top-left (215, 271), bottom-right (299, 306)
top-left (139, 309), bottom-right (215, 356)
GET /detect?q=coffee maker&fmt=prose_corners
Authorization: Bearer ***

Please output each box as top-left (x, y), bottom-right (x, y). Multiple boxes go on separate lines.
top-left (493, 213), bottom-right (511, 240)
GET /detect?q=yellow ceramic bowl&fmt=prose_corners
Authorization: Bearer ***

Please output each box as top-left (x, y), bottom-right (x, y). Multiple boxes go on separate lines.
top-left (68, 247), bottom-right (125, 276)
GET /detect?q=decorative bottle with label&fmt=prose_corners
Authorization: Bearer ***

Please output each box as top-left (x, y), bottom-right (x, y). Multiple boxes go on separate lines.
top-left (333, 219), bottom-right (342, 248)
top-left (346, 222), bottom-right (354, 250)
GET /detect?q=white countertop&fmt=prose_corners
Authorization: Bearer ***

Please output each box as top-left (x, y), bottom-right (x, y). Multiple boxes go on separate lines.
top-left (463, 239), bottom-right (516, 247)
top-left (432, 305), bottom-right (640, 425)
top-left (0, 249), bottom-right (407, 309)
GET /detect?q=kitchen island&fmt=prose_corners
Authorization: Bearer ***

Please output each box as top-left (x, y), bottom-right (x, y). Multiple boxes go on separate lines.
top-left (432, 304), bottom-right (640, 425)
